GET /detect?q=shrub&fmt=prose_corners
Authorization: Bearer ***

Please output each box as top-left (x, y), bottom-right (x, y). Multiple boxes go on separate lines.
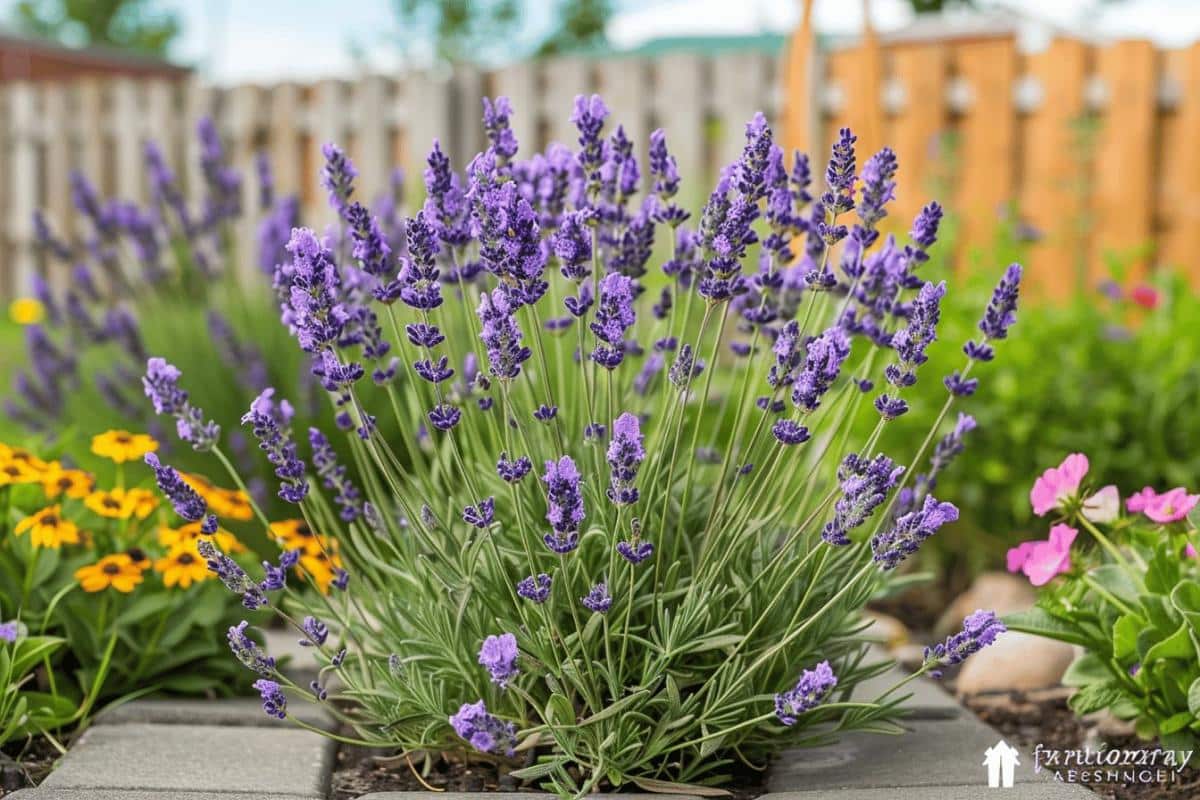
top-left (141, 98), bottom-right (1015, 793)
top-left (869, 263), bottom-right (1200, 584)
top-left (0, 435), bottom-right (265, 722)
top-left (1006, 453), bottom-right (1200, 757)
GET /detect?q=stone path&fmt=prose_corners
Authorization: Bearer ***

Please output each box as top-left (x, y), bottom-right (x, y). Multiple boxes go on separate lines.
top-left (7, 644), bottom-right (1099, 799)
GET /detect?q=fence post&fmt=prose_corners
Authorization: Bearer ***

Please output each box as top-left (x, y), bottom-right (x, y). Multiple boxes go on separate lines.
top-left (111, 78), bottom-right (145, 203)
top-left (492, 61), bottom-right (539, 153)
top-left (596, 56), bottom-right (651, 168)
top-left (655, 52), bottom-right (707, 198)
top-left (1159, 42), bottom-right (1200, 285)
top-left (353, 75), bottom-right (391, 203)
top-left (7, 82), bottom-right (39, 296)
top-left (540, 57), bottom-right (591, 146)
top-left (42, 82), bottom-right (74, 276)
top-left (888, 42), bottom-right (949, 232)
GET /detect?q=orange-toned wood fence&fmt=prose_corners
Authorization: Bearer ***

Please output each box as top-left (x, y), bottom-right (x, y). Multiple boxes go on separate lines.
top-left (782, 21), bottom-right (1200, 297)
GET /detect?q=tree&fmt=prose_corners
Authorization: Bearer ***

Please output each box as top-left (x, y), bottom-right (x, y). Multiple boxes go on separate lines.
top-left (11, 0), bottom-right (180, 56)
top-left (391, 0), bottom-right (610, 64)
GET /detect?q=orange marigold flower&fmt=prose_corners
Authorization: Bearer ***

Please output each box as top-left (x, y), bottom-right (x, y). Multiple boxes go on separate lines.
top-left (75, 554), bottom-right (143, 593)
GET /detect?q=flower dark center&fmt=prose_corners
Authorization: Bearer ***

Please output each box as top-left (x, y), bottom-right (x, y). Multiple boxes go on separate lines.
top-left (41, 515), bottom-right (59, 527)
top-left (177, 553), bottom-right (196, 565)
top-left (115, 434), bottom-right (131, 444)
top-left (126, 548), bottom-right (146, 563)
top-left (102, 498), bottom-right (121, 509)
top-left (102, 563), bottom-right (121, 575)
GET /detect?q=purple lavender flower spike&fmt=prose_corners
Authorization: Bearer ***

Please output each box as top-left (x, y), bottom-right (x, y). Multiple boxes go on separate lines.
top-left (227, 620), bottom-right (275, 675)
top-left (923, 610), bottom-right (1005, 678)
top-left (871, 494), bottom-right (959, 570)
top-left (823, 453), bottom-right (903, 546)
top-left (606, 412), bottom-right (646, 505)
top-left (281, 229), bottom-right (350, 353)
top-left (478, 288), bottom-right (532, 381)
top-left (398, 211), bottom-right (443, 310)
top-left (552, 210), bottom-right (593, 282)
top-left (299, 616), bottom-right (328, 647)
top-left (143, 357), bottom-right (221, 451)
top-left (144, 452), bottom-right (216, 531)
top-left (944, 371), bottom-right (979, 397)
top-left (581, 582), bottom-right (612, 613)
top-left (242, 388), bottom-right (308, 504)
top-left (964, 264), bottom-right (1023, 362)
top-left (517, 573), bottom-right (552, 604)
top-left (482, 97), bottom-right (519, 162)
top-left (200, 540), bottom-right (266, 610)
top-left (252, 679), bottom-right (287, 720)
top-left (905, 201), bottom-right (943, 268)
top-left (320, 142), bottom-right (357, 218)
top-left (533, 404), bottom-right (558, 423)
top-left (852, 147), bottom-right (898, 251)
top-left (449, 700), bottom-right (517, 756)
top-left (883, 280), bottom-right (945, 397)
top-left (0, 621), bottom-right (20, 643)
top-left (617, 539), bottom-right (654, 565)
top-left (478, 633), bottom-right (519, 688)
top-left (571, 94), bottom-right (609, 199)
top-left (772, 419), bottom-right (810, 446)
top-left (792, 326), bottom-right (851, 412)
top-left (428, 403), bottom-right (462, 432)
top-left (497, 453), bottom-right (532, 483)
top-left (463, 497), bottom-right (495, 529)
top-left (542, 456), bottom-right (584, 554)
top-left (310, 428), bottom-right (362, 521)
top-left (774, 661), bottom-right (837, 725)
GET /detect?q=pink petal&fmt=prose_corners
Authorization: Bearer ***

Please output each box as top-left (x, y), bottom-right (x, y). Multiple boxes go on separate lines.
top-left (1058, 453), bottom-right (1090, 494)
top-left (1126, 486), bottom-right (1158, 513)
top-left (1006, 541), bottom-right (1036, 573)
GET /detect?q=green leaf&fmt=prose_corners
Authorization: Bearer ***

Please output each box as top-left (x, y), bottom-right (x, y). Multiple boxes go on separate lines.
top-left (1068, 682), bottom-right (1125, 715)
top-left (578, 689), bottom-right (647, 727)
top-left (1171, 581), bottom-right (1200, 633)
top-left (1003, 608), bottom-right (1091, 647)
top-left (545, 693), bottom-right (575, 727)
top-left (1188, 677), bottom-right (1200, 717)
top-left (1061, 653), bottom-right (1110, 688)
top-left (1144, 624), bottom-right (1193, 663)
top-left (1089, 564), bottom-right (1140, 606)
top-left (631, 777), bottom-right (731, 796)
top-left (1161, 712), bottom-right (1194, 735)
top-left (508, 759), bottom-right (568, 780)
top-left (1146, 549), bottom-right (1181, 594)
top-left (1113, 614), bottom-right (1141, 661)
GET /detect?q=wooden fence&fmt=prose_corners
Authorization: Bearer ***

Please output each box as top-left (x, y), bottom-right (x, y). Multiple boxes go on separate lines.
top-left (0, 51), bottom-right (781, 298)
top-left (4, 23), bottom-right (1200, 301)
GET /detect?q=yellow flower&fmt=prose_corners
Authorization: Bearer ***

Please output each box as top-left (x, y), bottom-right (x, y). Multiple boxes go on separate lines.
top-left (0, 446), bottom-right (50, 486)
top-left (84, 488), bottom-right (158, 520)
top-left (74, 554), bottom-right (143, 593)
top-left (270, 519), bottom-right (329, 556)
top-left (9, 298), bottom-right (44, 326)
top-left (41, 464), bottom-right (95, 499)
top-left (14, 505), bottom-right (81, 549)
top-left (91, 430), bottom-right (158, 464)
top-left (298, 548), bottom-right (345, 594)
top-left (157, 522), bottom-right (244, 554)
top-left (123, 546), bottom-right (152, 572)
top-left (154, 543), bottom-right (209, 589)
top-left (180, 473), bottom-right (254, 521)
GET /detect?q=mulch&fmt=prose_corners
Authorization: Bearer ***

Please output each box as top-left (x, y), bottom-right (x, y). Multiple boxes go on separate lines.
top-left (0, 736), bottom-right (61, 796)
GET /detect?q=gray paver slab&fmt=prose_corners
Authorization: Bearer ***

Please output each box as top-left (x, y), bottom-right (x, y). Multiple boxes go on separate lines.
top-left (97, 697), bottom-right (332, 729)
top-left (358, 796), bottom-right (700, 799)
top-left (767, 715), bottom-right (1055, 792)
top-left (764, 785), bottom-right (1097, 799)
top-left (6, 792), bottom-right (310, 800)
top-left (39, 723), bottom-right (333, 798)
top-left (850, 666), bottom-right (961, 719)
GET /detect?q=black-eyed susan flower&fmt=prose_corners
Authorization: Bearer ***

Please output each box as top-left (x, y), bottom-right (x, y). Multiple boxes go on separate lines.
top-left (157, 522), bottom-right (244, 554)
top-left (0, 445), bottom-right (47, 486)
top-left (154, 543), bottom-right (209, 589)
top-left (271, 519), bottom-right (323, 555)
top-left (124, 547), bottom-right (152, 572)
top-left (74, 554), bottom-right (143, 593)
top-left (91, 430), bottom-right (159, 464)
top-left (41, 465), bottom-right (94, 499)
top-left (180, 472), bottom-right (254, 521)
top-left (14, 505), bottom-right (81, 549)
top-left (84, 488), bottom-right (158, 520)
top-left (299, 548), bottom-right (345, 594)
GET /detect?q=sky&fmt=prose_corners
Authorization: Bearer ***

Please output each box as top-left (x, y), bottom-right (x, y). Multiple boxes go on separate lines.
top-left (5, 0), bottom-right (1200, 84)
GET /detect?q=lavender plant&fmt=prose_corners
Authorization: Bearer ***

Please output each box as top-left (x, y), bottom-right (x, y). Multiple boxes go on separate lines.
top-left (145, 97), bottom-right (1018, 793)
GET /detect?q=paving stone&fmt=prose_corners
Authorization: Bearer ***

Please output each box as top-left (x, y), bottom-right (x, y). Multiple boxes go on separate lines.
top-left (96, 697), bottom-right (332, 729)
top-left (763, 785), bottom-right (1097, 799)
top-left (359, 795), bottom-right (700, 799)
top-left (264, 629), bottom-right (342, 691)
top-left (39, 723), bottom-right (334, 798)
top-left (767, 715), bottom-right (1059, 792)
top-left (851, 666), bottom-right (961, 719)
top-left (6, 791), bottom-right (309, 800)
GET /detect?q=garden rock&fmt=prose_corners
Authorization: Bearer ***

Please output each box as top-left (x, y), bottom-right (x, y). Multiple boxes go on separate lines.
top-left (934, 572), bottom-right (1035, 638)
top-left (861, 611), bottom-right (910, 648)
top-left (955, 631), bottom-right (1074, 694)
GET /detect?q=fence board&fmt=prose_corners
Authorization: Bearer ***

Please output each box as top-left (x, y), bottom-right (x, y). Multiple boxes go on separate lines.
top-left (952, 36), bottom-right (1018, 269)
top-left (1020, 38), bottom-right (1089, 297)
top-left (887, 42), bottom-right (948, 234)
top-left (1092, 39), bottom-right (1157, 282)
top-left (1158, 43), bottom-right (1200, 285)
top-left (7, 82), bottom-right (38, 296)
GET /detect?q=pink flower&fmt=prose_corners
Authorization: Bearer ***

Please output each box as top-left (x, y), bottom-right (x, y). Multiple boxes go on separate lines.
top-left (1130, 284), bottom-right (1160, 310)
top-left (1007, 524), bottom-right (1078, 586)
top-left (1143, 487), bottom-right (1199, 524)
top-left (1185, 543), bottom-right (1197, 559)
top-left (1030, 453), bottom-right (1089, 516)
top-left (1082, 485), bottom-right (1120, 523)
top-left (1126, 486), bottom-right (1158, 513)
